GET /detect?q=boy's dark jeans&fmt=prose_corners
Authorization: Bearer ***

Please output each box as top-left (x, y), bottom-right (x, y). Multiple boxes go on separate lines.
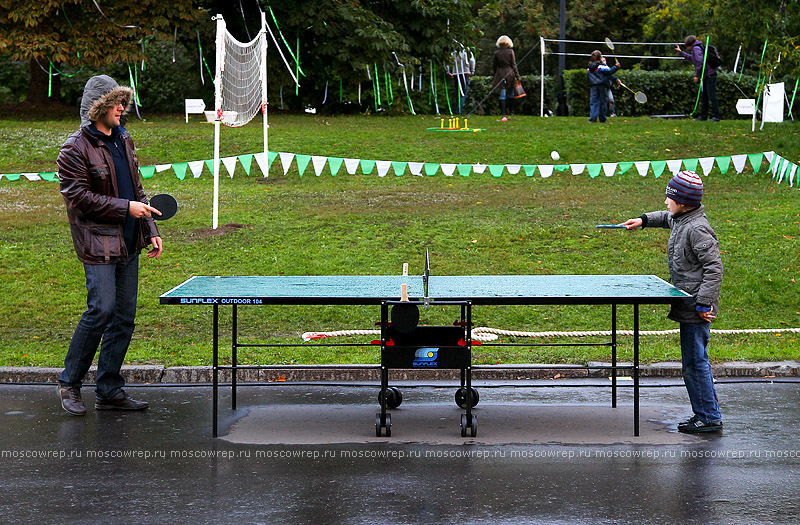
top-left (58, 255), bottom-right (139, 400)
top-left (680, 321), bottom-right (722, 423)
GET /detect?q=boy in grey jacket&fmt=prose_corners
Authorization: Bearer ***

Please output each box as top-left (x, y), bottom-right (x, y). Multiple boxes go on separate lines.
top-left (622, 170), bottom-right (723, 433)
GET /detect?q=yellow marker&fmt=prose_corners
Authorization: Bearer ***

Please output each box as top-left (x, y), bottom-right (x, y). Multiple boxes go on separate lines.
top-left (440, 118), bottom-right (444, 129)
top-left (464, 118), bottom-right (468, 129)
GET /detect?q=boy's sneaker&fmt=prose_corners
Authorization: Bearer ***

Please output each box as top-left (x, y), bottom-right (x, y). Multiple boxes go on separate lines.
top-left (58, 385), bottom-right (86, 416)
top-left (95, 390), bottom-right (149, 411)
top-left (678, 415), bottom-right (722, 433)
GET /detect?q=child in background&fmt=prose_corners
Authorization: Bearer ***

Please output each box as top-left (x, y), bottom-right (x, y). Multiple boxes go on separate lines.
top-left (587, 51), bottom-right (620, 123)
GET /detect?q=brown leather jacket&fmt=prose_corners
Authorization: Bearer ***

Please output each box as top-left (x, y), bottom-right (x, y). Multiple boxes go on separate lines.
top-left (58, 126), bottom-right (159, 264)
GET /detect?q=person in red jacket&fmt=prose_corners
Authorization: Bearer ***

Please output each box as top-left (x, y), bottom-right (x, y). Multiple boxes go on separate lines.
top-left (56, 75), bottom-right (163, 416)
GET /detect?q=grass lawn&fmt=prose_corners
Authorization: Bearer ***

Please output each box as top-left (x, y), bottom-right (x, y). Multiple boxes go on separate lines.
top-left (1, 112), bottom-right (798, 368)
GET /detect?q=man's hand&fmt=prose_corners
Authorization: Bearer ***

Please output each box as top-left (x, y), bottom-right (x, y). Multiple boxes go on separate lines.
top-left (698, 309), bottom-right (716, 322)
top-left (674, 45), bottom-right (682, 53)
top-left (693, 76), bottom-right (699, 84)
top-left (615, 61), bottom-right (621, 68)
top-left (147, 236), bottom-right (163, 259)
top-left (622, 218), bottom-right (643, 230)
top-left (129, 201), bottom-right (162, 219)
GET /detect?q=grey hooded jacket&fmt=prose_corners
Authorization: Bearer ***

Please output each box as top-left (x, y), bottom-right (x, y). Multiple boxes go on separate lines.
top-left (642, 205), bottom-right (723, 323)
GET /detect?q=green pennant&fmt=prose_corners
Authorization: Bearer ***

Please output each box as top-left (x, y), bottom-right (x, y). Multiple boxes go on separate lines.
top-left (523, 165), bottom-right (537, 177)
top-left (768, 154), bottom-right (780, 178)
top-left (424, 163), bottom-right (440, 176)
top-left (39, 172), bottom-right (57, 181)
top-left (554, 164), bottom-right (569, 172)
top-left (205, 159), bottom-right (217, 175)
top-left (328, 157), bottom-right (343, 176)
top-left (391, 161), bottom-right (407, 176)
top-left (457, 164), bottom-right (472, 177)
top-left (238, 154), bottom-right (253, 175)
top-left (651, 160), bottom-right (667, 178)
top-left (774, 157), bottom-right (784, 180)
top-left (617, 162), bottom-right (634, 175)
top-left (139, 165), bottom-right (156, 179)
top-left (296, 154), bottom-right (311, 176)
top-left (682, 158), bottom-right (699, 172)
top-left (747, 153), bottom-right (763, 174)
top-left (2, 173), bottom-right (21, 181)
top-left (172, 162), bottom-right (188, 180)
top-left (587, 164), bottom-right (602, 178)
top-left (488, 164), bottom-right (504, 178)
top-left (360, 159), bottom-right (376, 175)
top-left (268, 151), bottom-right (278, 169)
top-left (715, 156), bottom-right (731, 175)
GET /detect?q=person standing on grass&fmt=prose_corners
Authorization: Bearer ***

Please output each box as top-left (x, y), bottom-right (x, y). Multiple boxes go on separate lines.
top-left (56, 75), bottom-right (163, 416)
top-left (675, 35), bottom-right (720, 121)
top-left (587, 51), bottom-right (620, 123)
top-left (492, 35), bottom-right (520, 120)
top-left (620, 171), bottom-right (723, 433)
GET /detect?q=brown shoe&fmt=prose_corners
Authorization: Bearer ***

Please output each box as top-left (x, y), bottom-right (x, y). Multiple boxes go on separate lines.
top-left (58, 385), bottom-right (86, 416)
top-left (95, 390), bottom-right (149, 411)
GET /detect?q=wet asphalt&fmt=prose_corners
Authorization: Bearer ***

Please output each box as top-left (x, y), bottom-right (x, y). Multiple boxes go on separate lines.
top-left (1, 379), bottom-right (799, 523)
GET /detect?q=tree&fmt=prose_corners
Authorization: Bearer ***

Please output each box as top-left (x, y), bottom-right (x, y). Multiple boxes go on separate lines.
top-left (0, 0), bottom-right (202, 106)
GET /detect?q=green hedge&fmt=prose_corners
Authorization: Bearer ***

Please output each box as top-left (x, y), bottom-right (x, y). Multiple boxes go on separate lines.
top-left (563, 69), bottom-right (759, 119)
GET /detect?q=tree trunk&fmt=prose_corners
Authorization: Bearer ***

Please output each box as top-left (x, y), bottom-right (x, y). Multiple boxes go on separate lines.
top-left (28, 59), bottom-right (62, 106)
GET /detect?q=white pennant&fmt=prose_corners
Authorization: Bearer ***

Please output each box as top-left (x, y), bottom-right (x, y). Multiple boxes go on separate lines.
top-left (311, 156), bottom-right (328, 176)
top-left (788, 163), bottom-right (798, 187)
top-left (666, 159), bottom-right (683, 175)
top-left (472, 163), bottom-right (487, 174)
top-left (22, 172), bottom-right (41, 181)
top-left (602, 162), bottom-right (617, 177)
top-left (538, 165), bottom-right (554, 178)
top-left (156, 164), bottom-right (172, 172)
top-left (505, 164), bottom-right (521, 175)
top-left (254, 152), bottom-right (269, 177)
top-left (408, 162), bottom-right (424, 176)
top-left (634, 161), bottom-right (650, 177)
top-left (188, 160), bottom-right (205, 178)
top-left (764, 151), bottom-right (775, 163)
top-left (777, 159), bottom-right (789, 183)
top-left (772, 156), bottom-right (783, 178)
top-left (344, 158), bottom-right (360, 175)
top-left (441, 163), bottom-right (456, 176)
top-left (731, 154), bottom-right (747, 174)
top-left (571, 164), bottom-right (586, 175)
top-left (698, 157), bottom-right (715, 176)
top-left (279, 152), bottom-right (295, 175)
top-left (376, 160), bottom-right (392, 177)
top-left (222, 156), bottom-right (238, 178)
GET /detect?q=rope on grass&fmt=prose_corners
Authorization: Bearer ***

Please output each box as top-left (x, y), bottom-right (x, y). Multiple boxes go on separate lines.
top-left (302, 327), bottom-right (800, 343)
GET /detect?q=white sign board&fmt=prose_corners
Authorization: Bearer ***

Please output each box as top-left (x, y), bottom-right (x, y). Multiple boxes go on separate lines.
top-left (762, 83), bottom-right (784, 123)
top-left (736, 98), bottom-right (756, 115)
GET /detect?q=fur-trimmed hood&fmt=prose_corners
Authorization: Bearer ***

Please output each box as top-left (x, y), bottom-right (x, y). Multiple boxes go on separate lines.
top-left (80, 75), bottom-right (134, 128)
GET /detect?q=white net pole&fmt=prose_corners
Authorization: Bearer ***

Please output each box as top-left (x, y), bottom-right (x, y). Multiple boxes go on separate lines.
top-left (213, 15), bottom-right (225, 230)
top-left (540, 36), bottom-right (545, 117)
top-left (261, 11), bottom-right (268, 168)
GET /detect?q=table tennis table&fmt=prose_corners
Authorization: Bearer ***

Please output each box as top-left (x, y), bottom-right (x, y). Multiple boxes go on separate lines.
top-left (160, 273), bottom-right (690, 438)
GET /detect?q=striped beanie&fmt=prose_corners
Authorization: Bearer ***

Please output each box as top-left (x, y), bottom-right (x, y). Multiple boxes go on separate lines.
top-left (665, 170), bottom-right (703, 206)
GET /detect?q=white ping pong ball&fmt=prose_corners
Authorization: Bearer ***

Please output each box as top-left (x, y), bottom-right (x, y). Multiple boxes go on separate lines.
top-left (550, 151), bottom-right (560, 161)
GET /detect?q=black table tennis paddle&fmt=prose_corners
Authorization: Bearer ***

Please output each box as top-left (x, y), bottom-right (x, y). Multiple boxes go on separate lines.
top-left (391, 302), bottom-right (420, 333)
top-left (149, 193), bottom-right (178, 221)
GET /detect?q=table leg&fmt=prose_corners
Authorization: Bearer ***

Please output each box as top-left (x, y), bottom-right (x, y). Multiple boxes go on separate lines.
top-left (633, 304), bottom-right (640, 437)
top-left (232, 304), bottom-right (237, 410)
top-left (212, 304), bottom-right (219, 438)
top-left (611, 304), bottom-right (617, 408)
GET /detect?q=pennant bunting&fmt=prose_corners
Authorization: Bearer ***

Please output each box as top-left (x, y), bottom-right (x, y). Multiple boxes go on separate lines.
top-left (571, 164), bottom-right (586, 175)
top-left (279, 152), bottom-right (295, 175)
top-left (295, 154), bottom-right (311, 176)
top-left (747, 153), bottom-right (763, 174)
top-left (204, 159), bottom-right (217, 176)
top-left (391, 161), bottom-right (407, 176)
top-left (778, 159), bottom-right (789, 183)
top-left (2, 173), bottom-right (20, 181)
top-left (344, 158), bottom-right (360, 175)
top-left (715, 156), bottom-right (731, 175)
top-left (457, 164), bottom-right (472, 177)
top-left (155, 164), bottom-right (172, 172)
top-left (651, 160), bottom-right (666, 178)
top-left (682, 158), bottom-right (699, 172)
top-left (39, 172), bottom-right (57, 181)
top-left (539, 164), bottom-right (554, 178)
top-left (554, 164), bottom-right (569, 172)
top-left (359, 159), bottom-right (376, 175)
top-left (505, 164), bottom-right (521, 175)
top-left (523, 165), bottom-right (537, 177)
top-left (238, 154), bottom-right (253, 175)
top-left (424, 163), bottom-right (440, 176)
top-left (139, 166), bottom-right (156, 179)
top-left (788, 163), bottom-right (797, 187)
top-left (188, 160), bottom-right (205, 178)
top-left (311, 156), bottom-right (328, 176)
top-left (253, 152), bottom-right (269, 176)
top-left (441, 163), bottom-right (456, 176)
top-left (408, 162), bottom-right (424, 176)
top-left (472, 163), bottom-right (487, 174)
top-left (488, 165), bottom-right (504, 178)
top-left (587, 164), bottom-right (602, 178)
top-left (172, 162), bottom-right (188, 180)
top-left (731, 154), bottom-right (747, 174)
top-left (698, 157), bottom-right (715, 176)
top-left (770, 155), bottom-right (782, 178)
top-left (617, 162), bottom-right (633, 175)
top-left (324, 157), bottom-right (342, 176)
top-left (22, 173), bottom-right (41, 181)
top-left (376, 160), bottom-right (391, 177)
top-left (221, 156), bottom-right (238, 177)
top-left (666, 159), bottom-right (683, 176)
top-left (634, 161), bottom-right (650, 177)
top-left (602, 163), bottom-right (617, 177)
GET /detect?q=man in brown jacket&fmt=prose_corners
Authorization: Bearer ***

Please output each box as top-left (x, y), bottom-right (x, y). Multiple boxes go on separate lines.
top-left (57, 75), bottom-right (163, 416)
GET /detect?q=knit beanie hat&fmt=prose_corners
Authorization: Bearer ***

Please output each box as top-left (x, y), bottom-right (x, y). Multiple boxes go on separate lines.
top-left (665, 170), bottom-right (703, 206)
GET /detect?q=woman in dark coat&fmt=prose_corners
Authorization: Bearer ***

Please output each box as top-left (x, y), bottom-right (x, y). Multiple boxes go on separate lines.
top-left (492, 35), bottom-right (520, 119)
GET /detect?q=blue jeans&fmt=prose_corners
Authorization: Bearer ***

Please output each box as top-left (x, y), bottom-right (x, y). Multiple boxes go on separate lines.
top-left (680, 321), bottom-right (722, 423)
top-left (589, 86), bottom-right (608, 122)
top-left (59, 255), bottom-right (139, 399)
